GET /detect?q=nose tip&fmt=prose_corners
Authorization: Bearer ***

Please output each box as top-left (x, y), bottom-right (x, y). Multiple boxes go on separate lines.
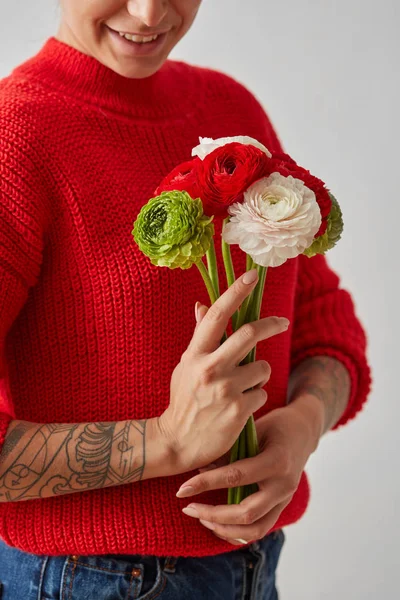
top-left (126, 0), bottom-right (169, 28)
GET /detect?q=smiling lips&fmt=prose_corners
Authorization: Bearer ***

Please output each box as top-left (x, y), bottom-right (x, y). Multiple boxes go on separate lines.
top-left (107, 25), bottom-right (170, 44)
top-left (105, 25), bottom-right (169, 56)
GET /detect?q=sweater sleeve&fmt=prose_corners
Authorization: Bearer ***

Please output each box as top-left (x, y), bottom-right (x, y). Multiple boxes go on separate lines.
top-left (0, 111), bottom-right (51, 452)
top-left (289, 252), bottom-right (373, 430)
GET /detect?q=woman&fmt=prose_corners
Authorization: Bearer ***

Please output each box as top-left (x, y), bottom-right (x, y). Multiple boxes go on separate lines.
top-left (0, 1), bottom-right (372, 598)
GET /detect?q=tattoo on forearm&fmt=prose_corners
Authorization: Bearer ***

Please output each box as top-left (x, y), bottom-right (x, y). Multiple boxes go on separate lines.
top-left (288, 356), bottom-right (351, 432)
top-left (0, 422), bottom-right (30, 461)
top-left (0, 419), bottom-right (147, 502)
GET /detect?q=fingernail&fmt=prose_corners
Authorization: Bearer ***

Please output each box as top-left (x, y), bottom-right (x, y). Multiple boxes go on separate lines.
top-left (198, 304), bottom-right (208, 321)
top-left (182, 506), bottom-right (199, 518)
top-left (234, 538), bottom-right (248, 544)
top-left (176, 485), bottom-right (195, 498)
top-left (195, 301), bottom-right (200, 322)
top-left (274, 317), bottom-right (289, 328)
top-left (200, 519), bottom-right (216, 530)
top-left (242, 269), bottom-right (258, 284)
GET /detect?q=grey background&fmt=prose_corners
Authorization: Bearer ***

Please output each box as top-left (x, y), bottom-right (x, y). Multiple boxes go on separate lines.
top-left (1, 1), bottom-right (399, 598)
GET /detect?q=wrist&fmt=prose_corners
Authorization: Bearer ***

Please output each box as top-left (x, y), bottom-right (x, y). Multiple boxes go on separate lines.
top-left (146, 416), bottom-right (183, 478)
top-left (287, 394), bottom-right (325, 453)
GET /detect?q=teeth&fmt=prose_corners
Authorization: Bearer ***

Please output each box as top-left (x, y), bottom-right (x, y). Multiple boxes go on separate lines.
top-left (118, 32), bottom-right (159, 43)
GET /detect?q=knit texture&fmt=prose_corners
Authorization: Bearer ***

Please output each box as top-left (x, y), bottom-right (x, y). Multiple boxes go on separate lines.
top-left (0, 36), bottom-right (372, 557)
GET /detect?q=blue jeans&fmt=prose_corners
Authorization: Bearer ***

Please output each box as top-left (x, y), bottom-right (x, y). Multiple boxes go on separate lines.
top-left (0, 529), bottom-right (285, 599)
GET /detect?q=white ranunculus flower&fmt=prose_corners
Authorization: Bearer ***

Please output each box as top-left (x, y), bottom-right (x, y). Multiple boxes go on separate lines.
top-left (191, 135), bottom-right (272, 160)
top-left (222, 172), bottom-right (322, 268)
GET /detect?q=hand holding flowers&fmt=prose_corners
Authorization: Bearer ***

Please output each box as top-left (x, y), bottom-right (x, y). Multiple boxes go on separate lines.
top-left (157, 268), bottom-right (289, 475)
top-left (175, 321), bottom-right (326, 547)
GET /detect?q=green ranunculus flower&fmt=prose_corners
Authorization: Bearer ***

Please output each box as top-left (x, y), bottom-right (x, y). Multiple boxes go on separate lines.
top-left (303, 192), bottom-right (344, 258)
top-left (132, 190), bottom-right (214, 269)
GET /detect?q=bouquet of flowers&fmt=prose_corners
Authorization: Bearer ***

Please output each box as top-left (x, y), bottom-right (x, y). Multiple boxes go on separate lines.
top-left (132, 135), bottom-right (343, 504)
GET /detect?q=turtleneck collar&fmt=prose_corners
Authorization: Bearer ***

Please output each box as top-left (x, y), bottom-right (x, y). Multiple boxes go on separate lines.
top-left (11, 36), bottom-right (200, 120)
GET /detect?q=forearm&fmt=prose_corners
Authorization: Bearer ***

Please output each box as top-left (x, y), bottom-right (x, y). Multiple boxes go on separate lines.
top-left (0, 416), bottom-right (174, 503)
top-left (286, 355), bottom-right (351, 444)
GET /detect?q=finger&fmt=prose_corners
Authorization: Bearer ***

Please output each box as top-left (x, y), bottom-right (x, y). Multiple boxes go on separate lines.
top-left (182, 482), bottom-right (286, 526)
top-left (194, 303), bottom-right (208, 333)
top-left (198, 304), bottom-right (208, 322)
top-left (189, 269), bottom-right (259, 356)
top-left (240, 387), bottom-right (268, 418)
top-left (198, 500), bottom-right (289, 544)
top-left (229, 360), bottom-right (272, 393)
top-left (212, 316), bottom-right (289, 368)
top-left (176, 453), bottom-right (275, 497)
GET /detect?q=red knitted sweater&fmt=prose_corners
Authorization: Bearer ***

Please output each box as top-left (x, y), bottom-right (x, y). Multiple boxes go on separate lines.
top-left (0, 36), bottom-right (372, 557)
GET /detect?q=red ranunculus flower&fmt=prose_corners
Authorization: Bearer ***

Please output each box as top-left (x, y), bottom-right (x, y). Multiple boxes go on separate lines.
top-left (266, 152), bottom-right (332, 237)
top-left (196, 142), bottom-right (270, 217)
top-left (154, 158), bottom-right (202, 200)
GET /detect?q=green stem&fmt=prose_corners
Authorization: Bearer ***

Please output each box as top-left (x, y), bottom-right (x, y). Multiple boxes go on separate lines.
top-left (196, 259), bottom-right (217, 305)
top-left (248, 264), bottom-right (268, 324)
top-left (206, 237), bottom-right (220, 298)
top-left (221, 218), bottom-right (238, 330)
top-left (246, 254), bottom-right (255, 271)
top-left (245, 414), bottom-right (259, 459)
top-left (221, 218), bottom-right (236, 288)
top-left (237, 265), bottom-right (268, 368)
top-left (243, 482), bottom-right (259, 500)
top-left (235, 255), bottom-right (256, 332)
top-left (233, 428), bottom-right (247, 504)
top-left (242, 264), bottom-right (268, 477)
top-left (237, 255), bottom-right (260, 332)
top-left (196, 259), bottom-right (227, 344)
top-left (226, 262), bottom-right (269, 504)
